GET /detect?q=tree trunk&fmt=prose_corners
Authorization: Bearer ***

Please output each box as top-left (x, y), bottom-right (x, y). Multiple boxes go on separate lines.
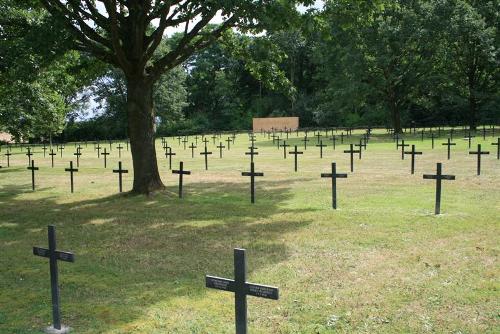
top-left (126, 76), bottom-right (165, 194)
top-left (387, 85), bottom-right (402, 134)
top-left (468, 81), bottom-right (477, 130)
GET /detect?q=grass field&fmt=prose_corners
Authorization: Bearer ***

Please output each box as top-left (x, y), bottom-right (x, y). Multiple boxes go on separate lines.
top-left (0, 129), bottom-right (499, 333)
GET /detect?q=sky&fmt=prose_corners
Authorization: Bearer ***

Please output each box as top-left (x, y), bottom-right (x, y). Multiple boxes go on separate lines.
top-left (80, 1), bottom-right (325, 120)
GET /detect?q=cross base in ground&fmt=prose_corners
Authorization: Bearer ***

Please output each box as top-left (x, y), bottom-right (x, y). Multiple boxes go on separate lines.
top-left (45, 325), bottom-right (71, 334)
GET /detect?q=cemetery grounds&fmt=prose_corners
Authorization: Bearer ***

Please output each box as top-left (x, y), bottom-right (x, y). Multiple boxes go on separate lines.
top-left (0, 129), bottom-right (499, 333)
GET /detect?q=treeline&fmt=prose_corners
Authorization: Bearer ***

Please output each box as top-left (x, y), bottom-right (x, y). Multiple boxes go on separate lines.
top-left (1, 0), bottom-right (499, 142)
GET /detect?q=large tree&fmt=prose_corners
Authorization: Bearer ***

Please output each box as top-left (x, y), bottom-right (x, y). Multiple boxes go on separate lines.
top-left (39, 0), bottom-right (307, 194)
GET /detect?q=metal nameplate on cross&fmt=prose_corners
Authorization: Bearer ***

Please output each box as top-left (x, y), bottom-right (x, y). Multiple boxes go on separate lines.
top-left (206, 248), bottom-right (279, 334)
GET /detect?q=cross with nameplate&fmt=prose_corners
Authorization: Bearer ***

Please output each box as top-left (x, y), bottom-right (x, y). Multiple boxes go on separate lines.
top-left (442, 138), bottom-right (456, 160)
top-left (102, 148), bottom-right (110, 168)
top-left (200, 144), bottom-right (212, 170)
top-left (189, 143), bottom-right (197, 158)
top-left (423, 162), bottom-right (455, 214)
top-left (165, 147), bottom-right (176, 170)
top-left (27, 160), bottom-right (39, 190)
top-left (241, 162), bottom-right (264, 203)
top-left (491, 138), bottom-right (499, 159)
top-left (65, 161), bottom-right (78, 193)
top-left (404, 145), bottom-right (422, 174)
top-left (245, 146), bottom-right (258, 163)
top-left (280, 141), bottom-right (290, 159)
top-left (33, 225), bottom-right (74, 333)
top-left (321, 162), bottom-right (348, 209)
top-left (343, 144), bottom-right (360, 172)
top-left (316, 140), bottom-right (327, 158)
top-left (469, 144), bottom-right (489, 175)
top-left (289, 145), bottom-right (303, 172)
top-left (172, 161), bottom-right (191, 198)
top-left (113, 161), bottom-right (128, 192)
top-left (217, 142), bottom-right (225, 158)
top-left (206, 248), bottom-right (279, 334)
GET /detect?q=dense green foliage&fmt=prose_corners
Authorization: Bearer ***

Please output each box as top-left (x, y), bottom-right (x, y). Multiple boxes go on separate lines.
top-left (1, 0), bottom-right (499, 141)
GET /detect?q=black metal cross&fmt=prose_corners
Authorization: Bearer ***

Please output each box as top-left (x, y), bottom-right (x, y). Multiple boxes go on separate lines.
top-left (469, 144), bottom-right (490, 175)
top-left (404, 145), bottom-right (423, 174)
top-left (429, 132), bottom-right (435, 149)
top-left (27, 160), bottom-right (39, 191)
top-left (101, 148), bottom-right (110, 168)
top-left (301, 136), bottom-right (310, 150)
top-left (316, 140), bottom-right (327, 158)
top-left (354, 139), bottom-right (364, 159)
top-left (330, 135), bottom-right (337, 150)
top-left (321, 162), bottom-right (348, 209)
top-left (26, 147), bottom-right (33, 165)
top-left (217, 142), bottom-right (225, 158)
top-left (189, 143), bottom-right (197, 158)
top-left (289, 145), bottom-right (303, 172)
top-left (182, 137), bottom-right (188, 150)
top-left (73, 149), bottom-right (82, 168)
top-left (33, 225), bottom-right (74, 332)
top-left (206, 248), bottom-right (279, 334)
top-left (49, 149), bottom-right (56, 168)
top-left (65, 161), bottom-right (78, 193)
top-left (165, 147), bottom-right (176, 170)
top-left (200, 145), bottom-right (212, 170)
top-left (226, 137), bottom-right (232, 150)
top-left (280, 141), bottom-right (290, 159)
top-left (245, 146), bottom-right (258, 163)
top-left (315, 132), bottom-right (322, 144)
top-left (212, 134), bottom-right (218, 145)
top-left (113, 161), bottom-right (128, 193)
top-left (398, 140), bottom-right (409, 160)
top-left (203, 137), bottom-right (210, 146)
top-left (194, 135), bottom-right (199, 145)
top-left (463, 132), bottom-right (474, 148)
top-left (177, 136), bottom-right (182, 146)
top-left (442, 138), bottom-right (456, 160)
top-left (96, 144), bottom-right (101, 158)
top-left (491, 138), bottom-right (499, 159)
top-left (172, 161), bottom-right (191, 198)
top-left (59, 145), bottom-right (65, 158)
top-left (343, 144), bottom-right (360, 172)
top-left (241, 162), bottom-right (264, 203)
top-left (116, 144), bottom-right (123, 158)
top-left (423, 162), bottom-right (455, 215)
top-left (5, 151), bottom-right (12, 167)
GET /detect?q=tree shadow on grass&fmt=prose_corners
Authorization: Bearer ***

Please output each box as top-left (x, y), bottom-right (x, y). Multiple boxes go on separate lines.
top-left (0, 179), bottom-right (314, 333)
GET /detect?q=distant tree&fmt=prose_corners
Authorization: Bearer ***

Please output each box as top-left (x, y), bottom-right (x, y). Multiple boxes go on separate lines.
top-left (38, 0), bottom-right (308, 194)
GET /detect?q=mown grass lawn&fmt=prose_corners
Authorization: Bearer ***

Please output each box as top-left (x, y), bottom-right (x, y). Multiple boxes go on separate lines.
top-left (0, 129), bottom-right (499, 333)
